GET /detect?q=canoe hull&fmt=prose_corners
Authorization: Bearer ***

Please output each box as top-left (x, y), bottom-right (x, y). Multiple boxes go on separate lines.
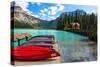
top-left (11, 46), bottom-right (60, 61)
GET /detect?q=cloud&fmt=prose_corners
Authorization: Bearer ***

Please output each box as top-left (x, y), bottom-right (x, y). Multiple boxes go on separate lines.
top-left (88, 9), bottom-right (97, 14)
top-left (15, 1), bottom-right (29, 11)
top-left (40, 8), bottom-right (48, 13)
top-left (14, 1), bottom-right (36, 16)
top-left (49, 6), bottom-right (58, 15)
top-left (40, 12), bottom-right (46, 16)
top-left (44, 8), bottom-right (48, 12)
top-left (40, 10), bottom-right (44, 13)
top-left (33, 15), bottom-right (39, 18)
top-left (31, 2), bottom-right (41, 6)
top-left (39, 4), bottom-right (65, 20)
top-left (45, 16), bottom-right (57, 21)
top-left (49, 16), bottom-right (56, 20)
top-left (36, 2), bottom-right (41, 6)
top-left (57, 4), bottom-right (65, 11)
top-left (40, 8), bottom-right (48, 17)
top-left (40, 8), bottom-right (47, 16)
top-left (39, 4), bottom-right (65, 16)
top-left (48, 4), bottom-right (65, 15)
top-left (14, 2), bottom-right (64, 21)
top-left (39, 6), bottom-right (58, 16)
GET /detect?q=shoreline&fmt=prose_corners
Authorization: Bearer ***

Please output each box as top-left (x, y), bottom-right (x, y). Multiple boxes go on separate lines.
top-left (66, 30), bottom-right (97, 42)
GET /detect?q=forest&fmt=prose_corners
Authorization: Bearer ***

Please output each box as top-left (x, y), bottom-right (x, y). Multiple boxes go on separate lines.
top-left (57, 9), bottom-right (97, 41)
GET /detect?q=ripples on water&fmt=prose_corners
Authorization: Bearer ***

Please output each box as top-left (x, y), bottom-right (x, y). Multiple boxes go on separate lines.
top-left (14, 29), bottom-right (97, 62)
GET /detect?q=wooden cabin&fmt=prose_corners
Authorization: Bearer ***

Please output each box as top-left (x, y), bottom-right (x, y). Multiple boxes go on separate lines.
top-left (70, 22), bottom-right (80, 30)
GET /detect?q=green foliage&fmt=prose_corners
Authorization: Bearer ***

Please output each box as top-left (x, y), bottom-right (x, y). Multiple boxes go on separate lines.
top-left (12, 19), bottom-right (34, 29)
top-left (57, 10), bottom-right (97, 41)
top-left (57, 13), bottom-right (70, 30)
top-left (88, 14), bottom-right (97, 41)
top-left (11, 19), bottom-right (44, 29)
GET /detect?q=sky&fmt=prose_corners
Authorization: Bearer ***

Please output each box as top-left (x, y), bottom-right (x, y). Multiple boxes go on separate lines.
top-left (12, 1), bottom-right (97, 21)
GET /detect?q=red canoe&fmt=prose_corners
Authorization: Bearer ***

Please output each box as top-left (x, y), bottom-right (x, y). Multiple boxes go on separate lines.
top-left (11, 46), bottom-right (60, 60)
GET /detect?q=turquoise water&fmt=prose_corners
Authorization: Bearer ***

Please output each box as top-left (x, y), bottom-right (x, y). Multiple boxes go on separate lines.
top-left (12, 29), bottom-right (97, 62)
top-left (11, 36), bottom-right (32, 46)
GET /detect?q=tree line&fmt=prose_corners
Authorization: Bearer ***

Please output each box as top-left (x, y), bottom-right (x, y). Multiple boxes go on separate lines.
top-left (57, 9), bottom-right (97, 41)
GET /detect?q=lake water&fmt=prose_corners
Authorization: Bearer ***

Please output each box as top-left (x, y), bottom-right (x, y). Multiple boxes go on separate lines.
top-left (12, 29), bottom-right (97, 62)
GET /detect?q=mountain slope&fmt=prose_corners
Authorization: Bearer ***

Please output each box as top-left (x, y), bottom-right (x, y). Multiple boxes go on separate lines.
top-left (11, 5), bottom-right (57, 29)
top-left (11, 6), bottom-right (43, 29)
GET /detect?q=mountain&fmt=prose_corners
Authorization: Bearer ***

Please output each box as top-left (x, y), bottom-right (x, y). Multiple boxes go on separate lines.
top-left (11, 4), bottom-right (57, 29)
top-left (11, 5), bottom-right (43, 29)
top-left (11, 4), bottom-right (89, 30)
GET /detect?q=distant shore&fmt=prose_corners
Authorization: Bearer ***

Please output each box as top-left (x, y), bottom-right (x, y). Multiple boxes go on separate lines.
top-left (66, 29), bottom-right (97, 42)
top-left (12, 28), bottom-right (97, 42)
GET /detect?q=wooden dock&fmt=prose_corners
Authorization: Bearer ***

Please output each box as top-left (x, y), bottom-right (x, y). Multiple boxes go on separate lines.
top-left (11, 33), bottom-right (32, 46)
